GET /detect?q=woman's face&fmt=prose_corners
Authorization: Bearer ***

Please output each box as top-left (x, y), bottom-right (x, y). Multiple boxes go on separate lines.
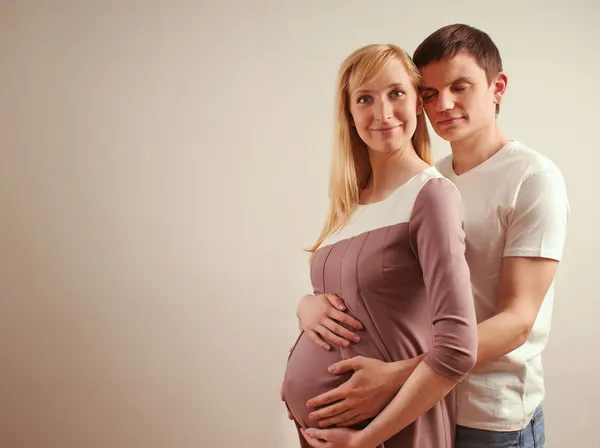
top-left (348, 58), bottom-right (421, 154)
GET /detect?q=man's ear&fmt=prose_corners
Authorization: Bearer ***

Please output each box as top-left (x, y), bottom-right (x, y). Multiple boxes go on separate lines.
top-left (416, 95), bottom-right (424, 115)
top-left (493, 72), bottom-right (508, 105)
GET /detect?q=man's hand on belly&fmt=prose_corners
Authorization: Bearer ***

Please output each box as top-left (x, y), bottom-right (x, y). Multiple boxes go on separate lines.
top-left (305, 356), bottom-right (418, 428)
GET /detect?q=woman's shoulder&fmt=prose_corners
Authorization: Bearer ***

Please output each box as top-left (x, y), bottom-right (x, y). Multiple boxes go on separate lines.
top-left (411, 169), bottom-right (462, 215)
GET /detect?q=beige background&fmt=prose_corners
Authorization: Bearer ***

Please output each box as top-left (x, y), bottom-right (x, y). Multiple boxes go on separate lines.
top-left (0, 0), bottom-right (598, 447)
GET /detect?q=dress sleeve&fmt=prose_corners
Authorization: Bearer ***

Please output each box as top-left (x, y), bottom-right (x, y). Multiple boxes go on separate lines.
top-left (409, 178), bottom-right (478, 382)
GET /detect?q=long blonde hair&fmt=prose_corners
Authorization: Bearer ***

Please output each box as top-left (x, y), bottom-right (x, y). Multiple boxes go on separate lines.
top-left (308, 44), bottom-right (431, 256)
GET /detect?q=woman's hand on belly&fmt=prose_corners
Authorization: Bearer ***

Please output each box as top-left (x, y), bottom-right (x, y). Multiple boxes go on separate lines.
top-left (296, 294), bottom-right (363, 349)
top-left (301, 427), bottom-right (370, 448)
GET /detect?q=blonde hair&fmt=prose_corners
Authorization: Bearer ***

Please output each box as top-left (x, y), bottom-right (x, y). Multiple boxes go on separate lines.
top-left (308, 44), bottom-right (431, 256)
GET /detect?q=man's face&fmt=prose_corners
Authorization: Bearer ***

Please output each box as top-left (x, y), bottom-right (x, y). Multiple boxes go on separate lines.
top-left (419, 52), bottom-right (505, 143)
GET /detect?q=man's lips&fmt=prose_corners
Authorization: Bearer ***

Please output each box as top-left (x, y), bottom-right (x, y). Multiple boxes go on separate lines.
top-left (437, 117), bottom-right (464, 125)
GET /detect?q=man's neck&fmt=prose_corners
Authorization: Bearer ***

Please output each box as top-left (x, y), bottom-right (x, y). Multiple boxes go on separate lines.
top-left (450, 126), bottom-right (510, 175)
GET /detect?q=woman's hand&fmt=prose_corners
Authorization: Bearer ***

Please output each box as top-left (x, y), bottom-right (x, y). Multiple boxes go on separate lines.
top-left (297, 294), bottom-right (363, 350)
top-left (301, 427), bottom-right (372, 448)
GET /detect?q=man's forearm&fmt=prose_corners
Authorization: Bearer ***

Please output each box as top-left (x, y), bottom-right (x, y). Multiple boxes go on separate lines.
top-left (475, 309), bottom-right (529, 366)
top-left (359, 362), bottom-right (457, 447)
top-left (388, 354), bottom-right (426, 390)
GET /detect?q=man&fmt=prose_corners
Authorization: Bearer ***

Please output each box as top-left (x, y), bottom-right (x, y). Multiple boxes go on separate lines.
top-left (288, 24), bottom-right (569, 447)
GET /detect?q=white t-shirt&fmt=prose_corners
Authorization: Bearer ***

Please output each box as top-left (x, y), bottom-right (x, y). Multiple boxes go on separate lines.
top-left (436, 140), bottom-right (570, 431)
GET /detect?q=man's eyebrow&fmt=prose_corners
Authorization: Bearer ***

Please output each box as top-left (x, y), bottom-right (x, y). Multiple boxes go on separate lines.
top-left (451, 76), bottom-right (475, 84)
top-left (421, 77), bottom-right (476, 91)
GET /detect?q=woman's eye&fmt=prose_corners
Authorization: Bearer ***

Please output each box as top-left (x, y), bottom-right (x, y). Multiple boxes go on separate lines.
top-left (357, 96), bottom-right (371, 104)
top-left (391, 90), bottom-right (404, 98)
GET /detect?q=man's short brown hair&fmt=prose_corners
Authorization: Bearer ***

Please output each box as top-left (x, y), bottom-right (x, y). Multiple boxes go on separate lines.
top-left (413, 24), bottom-right (503, 114)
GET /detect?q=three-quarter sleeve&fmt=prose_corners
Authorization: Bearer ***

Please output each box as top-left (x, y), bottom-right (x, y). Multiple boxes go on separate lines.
top-left (409, 178), bottom-right (478, 382)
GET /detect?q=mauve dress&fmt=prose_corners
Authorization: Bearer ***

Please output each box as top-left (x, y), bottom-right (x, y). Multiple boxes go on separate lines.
top-left (283, 168), bottom-right (478, 448)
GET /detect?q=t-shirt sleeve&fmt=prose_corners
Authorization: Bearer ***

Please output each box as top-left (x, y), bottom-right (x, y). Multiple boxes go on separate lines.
top-left (503, 166), bottom-right (570, 260)
top-left (409, 178), bottom-right (478, 382)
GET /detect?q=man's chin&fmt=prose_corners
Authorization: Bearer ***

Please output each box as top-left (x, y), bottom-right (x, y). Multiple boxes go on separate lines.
top-left (434, 126), bottom-right (467, 142)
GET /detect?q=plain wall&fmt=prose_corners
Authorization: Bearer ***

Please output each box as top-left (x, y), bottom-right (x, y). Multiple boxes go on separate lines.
top-left (0, 0), bottom-right (598, 447)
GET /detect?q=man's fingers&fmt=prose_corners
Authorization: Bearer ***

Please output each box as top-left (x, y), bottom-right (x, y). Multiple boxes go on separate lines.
top-left (306, 329), bottom-right (330, 351)
top-left (306, 385), bottom-right (346, 409)
top-left (309, 399), bottom-right (349, 422)
top-left (329, 308), bottom-right (363, 331)
top-left (318, 409), bottom-right (358, 428)
top-left (316, 325), bottom-right (349, 348)
top-left (300, 428), bottom-right (326, 448)
top-left (336, 414), bottom-right (367, 427)
top-left (328, 356), bottom-right (363, 375)
top-left (324, 294), bottom-right (346, 311)
top-left (324, 319), bottom-right (360, 343)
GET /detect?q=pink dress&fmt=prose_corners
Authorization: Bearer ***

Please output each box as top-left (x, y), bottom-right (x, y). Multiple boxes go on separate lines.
top-left (283, 169), bottom-right (478, 448)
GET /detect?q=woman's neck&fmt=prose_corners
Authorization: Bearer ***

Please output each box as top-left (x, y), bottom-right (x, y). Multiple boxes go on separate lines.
top-left (361, 144), bottom-right (428, 204)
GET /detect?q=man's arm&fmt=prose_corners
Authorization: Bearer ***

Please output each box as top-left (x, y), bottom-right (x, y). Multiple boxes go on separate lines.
top-left (304, 262), bottom-right (562, 428)
top-left (475, 256), bottom-right (558, 366)
top-left (306, 259), bottom-right (559, 428)
top-left (396, 166), bottom-right (569, 368)
top-left (477, 165), bottom-right (568, 364)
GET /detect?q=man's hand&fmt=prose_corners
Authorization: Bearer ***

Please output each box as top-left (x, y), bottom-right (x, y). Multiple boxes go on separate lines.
top-left (305, 356), bottom-right (419, 428)
top-left (297, 294), bottom-right (363, 350)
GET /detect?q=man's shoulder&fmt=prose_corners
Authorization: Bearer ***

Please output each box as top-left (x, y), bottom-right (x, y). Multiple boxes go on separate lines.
top-left (505, 141), bottom-right (563, 180)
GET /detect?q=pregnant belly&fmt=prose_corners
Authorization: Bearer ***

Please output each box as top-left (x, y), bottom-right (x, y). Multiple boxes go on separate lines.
top-left (282, 331), bottom-right (352, 429)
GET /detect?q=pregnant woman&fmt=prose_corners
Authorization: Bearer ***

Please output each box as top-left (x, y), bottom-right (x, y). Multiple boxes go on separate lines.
top-left (282, 44), bottom-right (478, 448)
